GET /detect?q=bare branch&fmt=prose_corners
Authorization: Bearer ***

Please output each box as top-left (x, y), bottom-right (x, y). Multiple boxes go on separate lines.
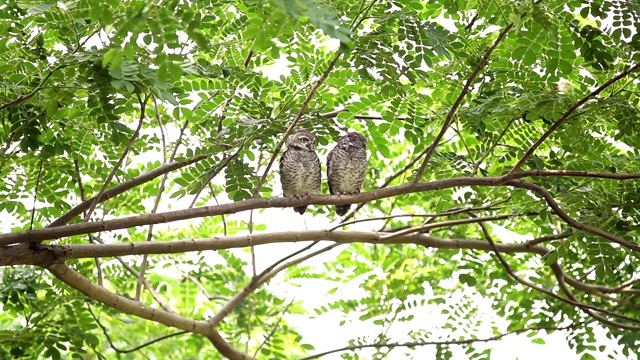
top-left (379, 214), bottom-right (512, 241)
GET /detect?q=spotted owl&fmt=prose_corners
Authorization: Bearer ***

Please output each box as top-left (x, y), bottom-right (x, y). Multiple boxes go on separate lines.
top-left (279, 130), bottom-right (322, 214)
top-left (327, 131), bottom-right (368, 216)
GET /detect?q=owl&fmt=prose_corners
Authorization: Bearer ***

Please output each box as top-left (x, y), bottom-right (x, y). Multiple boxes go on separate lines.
top-left (327, 131), bottom-right (368, 216)
top-left (279, 129), bottom-right (322, 214)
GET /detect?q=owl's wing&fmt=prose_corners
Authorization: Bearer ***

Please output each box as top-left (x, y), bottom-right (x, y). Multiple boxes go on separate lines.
top-left (326, 146), bottom-right (336, 195)
top-left (279, 149), bottom-right (289, 171)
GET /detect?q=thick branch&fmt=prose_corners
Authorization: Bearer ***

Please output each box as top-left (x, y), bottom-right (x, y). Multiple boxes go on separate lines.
top-left (3, 170), bottom-right (639, 246)
top-left (46, 263), bottom-right (215, 334)
top-left (207, 331), bottom-right (257, 360)
top-left (7, 229), bottom-right (632, 302)
top-left (48, 263), bottom-right (253, 359)
top-left (2, 231), bottom-right (540, 265)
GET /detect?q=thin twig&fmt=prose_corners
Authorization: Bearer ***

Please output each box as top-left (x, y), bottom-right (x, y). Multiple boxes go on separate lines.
top-left (208, 184), bottom-right (227, 236)
top-left (298, 324), bottom-right (574, 360)
top-left (73, 159), bottom-right (104, 286)
top-left (523, 232), bottom-right (573, 247)
top-left (136, 101), bottom-right (188, 301)
top-left (188, 145), bottom-right (244, 208)
top-left (253, 298), bottom-right (296, 357)
top-left (335, 199), bottom-right (511, 231)
top-left (87, 305), bottom-right (187, 354)
top-left (0, 26), bottom-right (103, 111)
top-left (182, 273), bottom-right (231, 301)
top-left (380, 214), bottom-right (512, 241)
top-left (29, 159), bottom-right (44, 230)
top-left (84, 94), bottom-right (151, 222)
top-left (208, 241), bottom-right (338, 327)
top-left (252, 51), bottom-right (343, 197)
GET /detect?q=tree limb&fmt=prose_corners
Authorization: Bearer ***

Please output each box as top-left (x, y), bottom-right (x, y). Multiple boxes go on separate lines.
top-left (3, 170), bottom-right (639, 246)
top-left (84, 94), bottom-right (150, 222)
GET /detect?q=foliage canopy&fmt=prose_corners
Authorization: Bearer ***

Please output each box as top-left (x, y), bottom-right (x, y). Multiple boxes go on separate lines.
top-left (1, 0), bottom-right (640, 359)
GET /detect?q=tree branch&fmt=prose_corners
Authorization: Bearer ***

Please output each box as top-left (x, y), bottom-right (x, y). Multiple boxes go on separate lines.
top-left (84, 94), bottom-right (150, 222)
top-left (507, 179), bottom-right (640, 252)
top-left (510, 62), bottom-right (640, 173)
top-left (3, 170), bottom-right (639, 246)
top-left (413, 22), bottom-right (514, 182)
top-left (47, 155), bottom-right (208, 227)
top-left (298, 324), bottom-right (574, 360)
top-left (48, 262), bottom-right (256, 360)
top-left (46, 263), bottom-right (214, 333)
top-left (252, 51), bottom-right (342, 197)
top-left (87, 305), bottom-right (188, 354)
top-left (475, 217), bottom-right (640, 329)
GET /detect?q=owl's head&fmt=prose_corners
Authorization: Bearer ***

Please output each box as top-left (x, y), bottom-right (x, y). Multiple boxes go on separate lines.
top-left (288, 130), bottom-right (317, 151)
top-left (342, 131), bottom-right (367, 148)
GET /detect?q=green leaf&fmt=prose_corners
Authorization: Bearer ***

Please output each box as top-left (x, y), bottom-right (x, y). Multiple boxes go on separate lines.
top-left (103, 49), bottom-right (124, 69)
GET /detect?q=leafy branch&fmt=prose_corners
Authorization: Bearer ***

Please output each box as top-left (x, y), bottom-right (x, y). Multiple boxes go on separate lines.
top-left (510, 62), bottom-right (640, 173)
top-left (413, 22), bottom-right (514, 181)
top-left (297, 324), bottom-right (575, 360)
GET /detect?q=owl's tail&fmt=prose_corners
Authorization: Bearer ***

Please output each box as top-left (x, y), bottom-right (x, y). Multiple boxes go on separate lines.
top-left (335, 204), bottom-right (350, 216)
top-left (294, 205), bottom-right (307, 215)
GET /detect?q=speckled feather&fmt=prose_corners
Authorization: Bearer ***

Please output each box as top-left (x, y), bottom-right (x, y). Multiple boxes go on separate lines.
top-left (327, 132), bottom-right (368, 216)
top-left (279, 130), bottom-right (322, 214)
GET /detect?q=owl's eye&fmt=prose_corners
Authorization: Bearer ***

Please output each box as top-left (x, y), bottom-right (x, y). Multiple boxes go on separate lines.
top-left (301, 137), bottom-right (309, 142)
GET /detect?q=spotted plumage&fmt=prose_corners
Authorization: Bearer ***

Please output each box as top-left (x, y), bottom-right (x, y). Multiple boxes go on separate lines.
top-left (279, 130), bottom-right (322, 214)
top-left (327, 131), bottom-right (368, 216)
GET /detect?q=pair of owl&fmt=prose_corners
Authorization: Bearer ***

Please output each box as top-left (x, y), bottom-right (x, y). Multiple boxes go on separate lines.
top-left (279, 130), bottom-right (368, 216)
